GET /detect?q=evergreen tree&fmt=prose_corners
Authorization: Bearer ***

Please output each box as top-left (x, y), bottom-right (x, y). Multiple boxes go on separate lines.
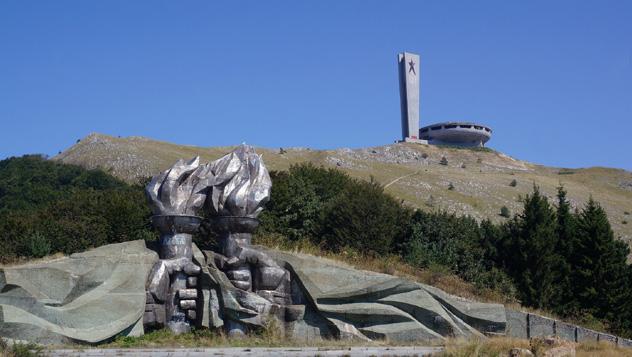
top-left (505, 186), bottom-right (560, 309)
top-left (479, 218), bottom-right (504, 268)
top-left (573, 198), bottom-right (631, 331)
top-left (551, 186), bottom-right (577, 314)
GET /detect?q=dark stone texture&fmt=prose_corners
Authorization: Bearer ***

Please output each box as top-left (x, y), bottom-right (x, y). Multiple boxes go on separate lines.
top-left (528, 314), bottom-right (554, 338)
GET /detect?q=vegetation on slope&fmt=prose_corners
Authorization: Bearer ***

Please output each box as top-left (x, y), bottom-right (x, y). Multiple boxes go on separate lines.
top-left (55, 133), bottom-right (632, 245)
top-left (1, 155), bottom-right (632, 338)
top-left (0, 155), bottom-right (152, 261)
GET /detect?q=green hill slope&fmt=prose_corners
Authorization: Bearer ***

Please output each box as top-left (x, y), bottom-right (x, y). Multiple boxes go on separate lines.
top-left (55, 133), bottom-right (632, 245)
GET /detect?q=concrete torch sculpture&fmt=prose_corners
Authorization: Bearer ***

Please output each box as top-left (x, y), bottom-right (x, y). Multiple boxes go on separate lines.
top-left (144, 156), bottom-right (212, 333)
top-left (203, 146), bottom-right (291, 335)
top-left (144, 145), bottom-right (290, 336)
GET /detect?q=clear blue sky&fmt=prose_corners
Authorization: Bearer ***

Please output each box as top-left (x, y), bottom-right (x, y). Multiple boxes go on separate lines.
top-left (1, 1), bottom-right (631, 170)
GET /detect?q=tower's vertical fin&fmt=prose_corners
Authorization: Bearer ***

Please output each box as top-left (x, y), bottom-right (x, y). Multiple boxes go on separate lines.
top-left (398, 52), bottom-right (420, 141)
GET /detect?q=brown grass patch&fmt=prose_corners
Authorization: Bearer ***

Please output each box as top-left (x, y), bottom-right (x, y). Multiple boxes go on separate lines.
top-left (440, 337), bottom-right (632, 357)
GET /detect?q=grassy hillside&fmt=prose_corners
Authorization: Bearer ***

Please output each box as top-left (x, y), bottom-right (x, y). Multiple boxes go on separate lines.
top-left (55, 133), bottom-right (632, 246)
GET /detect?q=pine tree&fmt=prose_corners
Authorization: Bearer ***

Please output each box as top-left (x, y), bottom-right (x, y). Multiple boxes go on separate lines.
top-left (551, 186), bottom-right (577, 314)
top-left (572, 198), bottom-right (630, 330)
top-left (479, 219), bottom-right (504, 268)
top-left (505, 186), bottom-right (560, 309)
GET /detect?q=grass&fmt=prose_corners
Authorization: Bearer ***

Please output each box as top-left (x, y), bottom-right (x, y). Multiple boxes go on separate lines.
top-left (0, 338), bottom-right (43, 357)
top-left (434, 144), bottom-right (496, 153)
top-left (99, 326), bottom-right (400, 349)
top-left (440, 337), bottom-right (632, 357)
top-left (104, 328), bottom-right (285, 349)
top-left (60, 330), bottom-right (632, 356)
top-left (0, 252), bottom-right (65, 268)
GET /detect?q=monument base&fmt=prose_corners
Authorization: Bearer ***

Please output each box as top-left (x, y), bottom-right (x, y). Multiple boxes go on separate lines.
top-left (400, 137), bottom-right (428, 145)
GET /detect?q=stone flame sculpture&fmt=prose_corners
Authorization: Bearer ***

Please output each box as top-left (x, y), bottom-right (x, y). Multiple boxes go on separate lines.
top-left (207, 145), bottom-right (271, 218)
top-left (202, 145), bottom-right (291, 336)
top-left (144, 156), bottom-right (211, 333)
top-left (143, 145), bottom-right (290, 336)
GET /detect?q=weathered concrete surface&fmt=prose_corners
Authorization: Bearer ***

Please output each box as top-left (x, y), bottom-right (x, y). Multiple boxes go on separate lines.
top-left (599, 332), bottom-right (617, 344)
top-left (0, 240), bottom-right (158, 344)
top-left (197, 247), bottom-right (335, 341)
top-left (529, 314), bottom-right (555, 338)
top-left (505, 310), bottom-right (528, 339)
top-left (46, 346), bottom-right (443, 357)
top-left (554, 320), bottom-right (576, 342)
top-left (576, 326), bottom-right (599, 342)
top-left (618, 337), bottom-right (632, 348)
top-left (506, 310), bottom-right (632, 348)
top-left (264, 248), bottom-right (506, 342)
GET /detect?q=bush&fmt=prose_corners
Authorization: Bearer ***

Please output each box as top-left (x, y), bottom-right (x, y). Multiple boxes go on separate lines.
top-left (320, 177), bottom-right (411, 255)
top-left (439, 157), bottom-right (449, 166)
top-left (23, 231), bottom-right (51, 258)
top-left (259, 163), bottom-right (350, 241)
top-left (403, 211), bottom-right (484, 273)
top-left (500, 206), bottom-right (510, 218)
top-left (261, 164), bottom-right (411, 255)
top-left (509, 179), bottom-right (517, 187)
top-left (0, 155), bottom-right (153, 262)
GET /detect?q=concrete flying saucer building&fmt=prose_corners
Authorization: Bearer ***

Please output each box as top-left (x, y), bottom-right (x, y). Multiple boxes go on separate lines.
top-left (419, 122), bottom-right (492, 147)
top-left (398, 52), bottom-right (492, 147)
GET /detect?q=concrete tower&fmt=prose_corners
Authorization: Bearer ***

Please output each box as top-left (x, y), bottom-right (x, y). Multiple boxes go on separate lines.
top-left (397, 52), bottom-right (422, 142)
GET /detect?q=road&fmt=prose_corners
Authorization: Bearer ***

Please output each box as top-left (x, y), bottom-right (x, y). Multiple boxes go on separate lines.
top-left (46, 346), bottom-right (443, 356)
